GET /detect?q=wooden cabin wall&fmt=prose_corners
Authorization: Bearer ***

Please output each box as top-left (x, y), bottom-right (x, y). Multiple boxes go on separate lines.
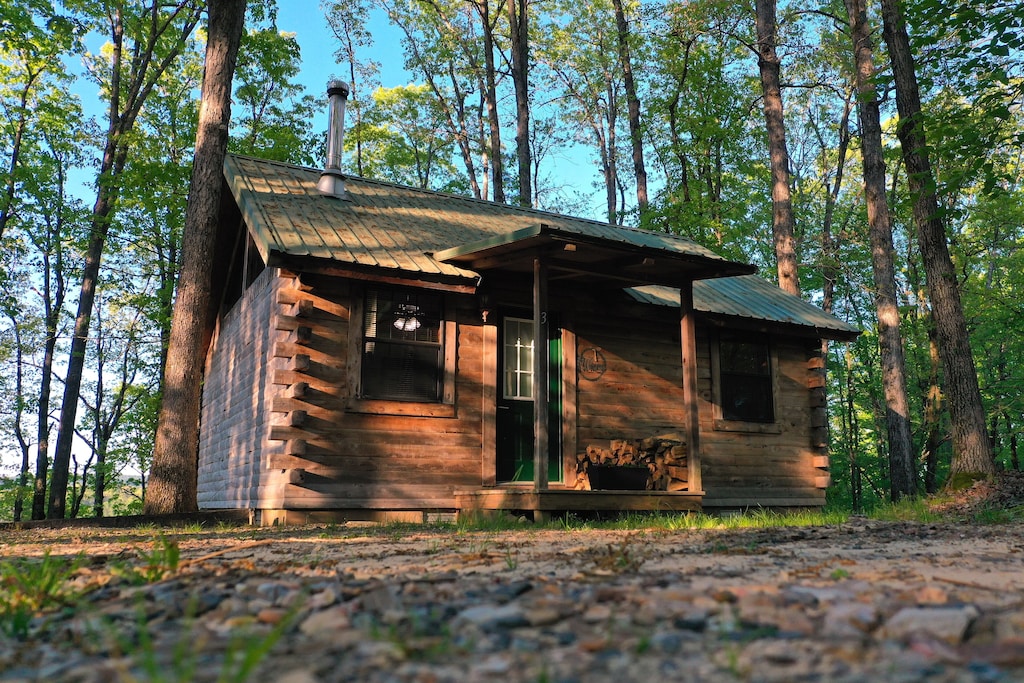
top-left (568, 295), bottom-right (689, 450)
top-left (562, 290), bottom-right (826, 507)
top-left (261, 274), bottom-right (484, 511)
top-left (197, 267), bottom-right (283, 509)
top-left (698, 336), bottom-right (827, 508)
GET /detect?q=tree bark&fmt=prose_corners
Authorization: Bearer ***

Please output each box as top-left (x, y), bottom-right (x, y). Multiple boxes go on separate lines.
top-left (754, 0), bottom-right (799, 296)
top-left (474, 0), bottom-right (505, 204)
top-left (32, 160), bottom-right (68, 520)
top-left (846, 0), bottom-right (916, 500)
top-left (921, 319), bottom-right (943, 493)
top-left (879, 0), bottom-right (995, 482)
top-left (612, 0), bottom-right (648, 214)
top-left (507, 0), bottom-right (532, 206)
top-left (145, 0), bottom-right (247, 514)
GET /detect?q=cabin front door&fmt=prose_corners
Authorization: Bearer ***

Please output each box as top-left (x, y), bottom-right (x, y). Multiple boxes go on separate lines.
top-left (496, 315), bottom-right (562, 483)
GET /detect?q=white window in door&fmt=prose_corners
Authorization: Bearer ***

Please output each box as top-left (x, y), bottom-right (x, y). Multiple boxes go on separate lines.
top-left (503, 317), bottom-right (534, 400)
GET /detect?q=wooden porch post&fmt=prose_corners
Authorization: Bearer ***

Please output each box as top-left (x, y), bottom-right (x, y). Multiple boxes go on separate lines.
top-left (680, 282), bottom-right (703, 493)
top-left (533, 257), bottom-right (549, 492)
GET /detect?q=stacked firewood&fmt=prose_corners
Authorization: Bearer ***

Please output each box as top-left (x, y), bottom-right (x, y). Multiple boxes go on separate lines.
top-left (573, 438), bottom-right (688, 491)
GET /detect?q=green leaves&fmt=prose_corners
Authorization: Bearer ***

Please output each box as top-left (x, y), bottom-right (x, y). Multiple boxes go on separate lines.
top-left (231, 27), bottom-right (320, 166)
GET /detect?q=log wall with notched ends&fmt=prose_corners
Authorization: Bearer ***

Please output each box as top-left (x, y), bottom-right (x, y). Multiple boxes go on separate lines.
top-left (260, 273), bottom-right (485, 511)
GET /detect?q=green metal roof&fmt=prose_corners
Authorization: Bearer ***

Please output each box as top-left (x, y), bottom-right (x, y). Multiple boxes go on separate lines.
top-left (224, 154), bottom-right (858, 338)
top-left (627, 279), bottom-right (860, 340)
top-left (224, 154), bottom-right (746, 284)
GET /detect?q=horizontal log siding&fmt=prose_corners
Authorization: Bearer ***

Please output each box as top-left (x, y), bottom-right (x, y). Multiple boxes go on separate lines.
top-left (572, 304), bottom-right (688, 448)
top-left (263, 275), bottom-right (483, 510)
top-left (198, 267), bottom-right (283, 509)
top-left (700, 337), bottom-right (825, 508)
top-left (562, 289), bottom-right (824, 507)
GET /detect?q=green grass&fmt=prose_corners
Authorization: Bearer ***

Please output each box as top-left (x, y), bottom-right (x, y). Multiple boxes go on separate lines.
top-left (348, 507), bottom-right (852, 538)
top-left (0, 551), bottom-right (85, 639)
top-left (109, 535), bottom-right (181, 585)
top-left (868, 497), bottom-right (946, 523)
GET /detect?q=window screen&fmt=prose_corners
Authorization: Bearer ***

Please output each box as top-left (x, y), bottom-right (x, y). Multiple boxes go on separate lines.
top-left (361, 287), bottom-right (443, 401)
top-left (719, 338), bottom-right (774, 423)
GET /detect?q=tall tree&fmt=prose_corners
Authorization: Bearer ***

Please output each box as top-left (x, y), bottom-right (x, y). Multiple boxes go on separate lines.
top-left (382, 0), bottom-right (486, 199)
top-left (611, 0), bottom-right (648, 214)
top-left (146, 0), bottom-right (247, 514)
top-left (879, 0), bottom-right (995, 481)
top-left (349, 84), bottom-right (464, 191)
top-left (48, 0), bottom-right (203, 519)
top-left (753, 0), bottom-right (799, 295)
top-left (231, 27), bottom-right (319, 166)
top-left (845, 0), bottom-right (916, 500)
top-left (542, 1), bottom-right (622, 223)
top-left (469, 0), bottom-right (505, 204)
top-left (507, 0), bottom-right (532, 206)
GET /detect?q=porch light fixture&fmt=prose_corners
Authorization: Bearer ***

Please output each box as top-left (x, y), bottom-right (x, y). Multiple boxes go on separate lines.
top-left (393, 302), bottom-right (422, 332)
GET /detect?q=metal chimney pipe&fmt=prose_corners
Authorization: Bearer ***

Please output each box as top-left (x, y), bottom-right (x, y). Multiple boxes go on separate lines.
top-left (318, 79), bottom-right (350, 199)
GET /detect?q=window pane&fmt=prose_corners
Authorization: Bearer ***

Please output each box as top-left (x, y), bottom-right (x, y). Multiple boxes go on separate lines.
top-left (362, 340), bottom-right (442, 401)
top-left (520, 372), bottom-right (533, 399)
top-left (721, 377), bottom-right (773, 422)
top-left (719, 338), bottom-right (774, 423)
top-left (366, 288), bottom-right (440, 343)
top-left (503, 318), bottom-right (535, 400)
top-left (362, 286), bottom-right (444, 402)
top-left (720, 340), bottom-right (770, 376)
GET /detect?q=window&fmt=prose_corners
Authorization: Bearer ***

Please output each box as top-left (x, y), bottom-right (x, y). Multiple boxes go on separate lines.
top-left (361, 287), bottom-right (443, 402)
top-left (718, 337), bottom-right (774, 423)
top-left (503, 317), bottom-right (534, 400)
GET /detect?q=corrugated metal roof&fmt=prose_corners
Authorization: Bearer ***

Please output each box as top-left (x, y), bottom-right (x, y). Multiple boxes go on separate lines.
top-left (224, 154), bottom-right (742, 280)
top-left (225, 154), bottom-right (858, 338)
top-left (627, 279), bottom-right (860, 339)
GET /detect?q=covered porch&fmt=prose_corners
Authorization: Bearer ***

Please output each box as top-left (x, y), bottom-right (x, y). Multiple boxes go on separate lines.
top-left (435, 222), bottom-right (756, 513)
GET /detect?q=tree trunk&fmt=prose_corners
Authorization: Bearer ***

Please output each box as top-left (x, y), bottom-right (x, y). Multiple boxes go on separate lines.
top-left (879, 0), bottom-right (995, 482)
top-left (507, 0), bottom-right (532, 206)
top-left (846, 0), bottom-right (916, 500)
top-left (48, 145), bottom-right (125, 519)
top-left (145, 0), bottom-right (247, 515)
top-left (6, 315), bottom-right (29, 521)
top-left (32, 209), bottom-right (66, 519)
top-left (612, 0), bottom-right (647, 214)
top-left (476, 0), bottom-right (504, 204)
top-left (921, 319), bottom-right (943, 493)
top-left (754, 0), bottom-right (799, 296)
top-left (845, 348), bottom-right (862, 513)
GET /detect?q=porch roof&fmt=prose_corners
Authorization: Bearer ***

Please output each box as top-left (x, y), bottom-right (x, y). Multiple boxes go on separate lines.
top-left (433, 223), bottom-right (754, 287)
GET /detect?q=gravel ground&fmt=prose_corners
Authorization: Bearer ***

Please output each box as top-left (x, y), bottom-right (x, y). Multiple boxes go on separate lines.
top-left (2, 509), bottom-right (1024, 683)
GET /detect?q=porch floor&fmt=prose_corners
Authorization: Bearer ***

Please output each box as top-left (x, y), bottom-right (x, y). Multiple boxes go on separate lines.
top-left (454, 487), bottom-right (703, 519)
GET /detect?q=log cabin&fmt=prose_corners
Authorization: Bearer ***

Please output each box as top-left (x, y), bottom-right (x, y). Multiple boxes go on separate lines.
top-left (196, 84), bottom-right (858, 524)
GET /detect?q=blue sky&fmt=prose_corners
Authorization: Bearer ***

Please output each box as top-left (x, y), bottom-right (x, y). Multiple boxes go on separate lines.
top-left (276, 2), bottom-right (410, 115)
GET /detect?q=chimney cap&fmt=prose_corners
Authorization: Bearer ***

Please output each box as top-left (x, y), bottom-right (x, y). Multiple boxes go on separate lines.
top-left (327, 79), bottom-right (349, 99)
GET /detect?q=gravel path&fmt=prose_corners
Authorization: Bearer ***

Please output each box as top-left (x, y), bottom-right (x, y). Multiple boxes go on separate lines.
top-left (2, 518), bottom-right (1024, 682)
